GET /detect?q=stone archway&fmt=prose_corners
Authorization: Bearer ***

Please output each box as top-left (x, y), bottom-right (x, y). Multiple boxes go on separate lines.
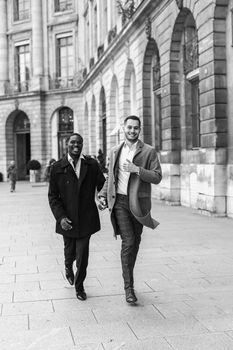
top-left (50, 106), bottom-right (74, 160)
top-left (6, 110), bottom-right (31, 180)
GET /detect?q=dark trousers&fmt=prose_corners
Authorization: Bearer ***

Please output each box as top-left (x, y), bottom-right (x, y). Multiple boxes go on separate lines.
top-left (10, 180), bottom-right (16, 191)
top-left (63, 235), bottom-right (90, 292)
top-left (114, 194), bottom-right (143, 290)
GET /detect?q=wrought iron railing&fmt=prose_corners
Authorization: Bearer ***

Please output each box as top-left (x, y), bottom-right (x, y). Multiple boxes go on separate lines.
top-left (49, 73), bottom-right (84, 90)
top-left (14, 9), bottom-right (30, 21)
top-left (54, 1), bottom-right (72, 12)
top-left (5, 80), bottom-right (30, 95)
top-left (4, 73), bottom-right (86, 94)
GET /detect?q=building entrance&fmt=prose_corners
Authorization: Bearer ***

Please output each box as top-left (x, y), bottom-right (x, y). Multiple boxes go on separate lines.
top-left (13, 112), bottom-right (31, 180)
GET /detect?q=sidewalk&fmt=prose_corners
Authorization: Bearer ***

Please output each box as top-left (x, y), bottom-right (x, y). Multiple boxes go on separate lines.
top-left (1, 181), bottom-right (233, 349)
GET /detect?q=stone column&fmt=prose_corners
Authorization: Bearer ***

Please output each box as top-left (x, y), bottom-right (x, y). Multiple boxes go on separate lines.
top-left (0, 0), bottom-right (8, 95)
top-left (31, 0), bottom-right (44, 90)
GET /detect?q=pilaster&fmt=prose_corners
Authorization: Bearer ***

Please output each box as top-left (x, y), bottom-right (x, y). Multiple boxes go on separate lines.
top-left (0, 0), bottom-right (8, 95)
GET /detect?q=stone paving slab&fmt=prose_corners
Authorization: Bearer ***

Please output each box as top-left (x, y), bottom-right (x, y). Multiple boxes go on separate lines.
top-left (1, 181), bottom-right (233, 349)
top-left (166, 333), bottom-right (233, 350)
top-left (0, 327), bottom-right (75, 350)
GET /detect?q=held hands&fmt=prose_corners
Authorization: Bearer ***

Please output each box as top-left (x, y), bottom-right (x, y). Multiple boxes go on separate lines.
top-left (60, 217), bottom-right (73, 231)
top-left (98, 196), bottom-right (108, 211)
top-left (123, 159), bottom-right (139, 173)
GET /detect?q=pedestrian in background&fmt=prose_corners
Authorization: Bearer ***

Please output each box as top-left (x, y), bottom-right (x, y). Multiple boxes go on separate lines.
top-left (48, 133), bottom-right (105, 300)
top-left (44, 158), bottom-right (56, 182)
top-left (99, 115), bottom-right (162, 304)
top-left (7, 160), bottom-right (17, 193)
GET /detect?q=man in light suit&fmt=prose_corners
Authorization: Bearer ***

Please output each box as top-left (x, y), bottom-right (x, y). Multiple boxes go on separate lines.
top-left (99, 115), bottom-right (162, 304)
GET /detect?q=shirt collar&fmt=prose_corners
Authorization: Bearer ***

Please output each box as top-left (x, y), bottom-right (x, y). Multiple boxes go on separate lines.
top-left (123, 140), bottom-right (138, 150)
top-left (67, 153), bottom-right (84, 164)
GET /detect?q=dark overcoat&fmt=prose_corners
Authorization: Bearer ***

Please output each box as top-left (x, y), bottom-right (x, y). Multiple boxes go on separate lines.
top-left (48, 155), bottom-right (105, 238)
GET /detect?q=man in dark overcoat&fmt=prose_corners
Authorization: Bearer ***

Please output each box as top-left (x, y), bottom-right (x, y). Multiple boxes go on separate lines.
top-left (48, 133), bottom-right (105, 300)
top-left (99, 116), bottom-right (162, 304)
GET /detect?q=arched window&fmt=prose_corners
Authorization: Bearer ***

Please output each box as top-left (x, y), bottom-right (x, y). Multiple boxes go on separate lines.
top-left (14, 112), bottom-right (30, 133)
top-left (58, 107), bottom-right (74, 158)
top-left (143, 40), bottom-right (161, 150)
top-left (182, 14), bottom-right (200, 149)
top-left (151, 53), bottom-right (161, 151)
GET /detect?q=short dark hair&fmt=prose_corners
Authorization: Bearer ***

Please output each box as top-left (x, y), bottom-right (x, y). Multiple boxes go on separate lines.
top-left (124, 115), bottom-right (141, 128)
top-left (66, 133), bottom-right (83, 143)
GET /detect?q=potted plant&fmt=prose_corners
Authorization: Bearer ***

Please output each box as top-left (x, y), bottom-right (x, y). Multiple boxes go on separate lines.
top-left (27, 159), bottom-right (41, 183)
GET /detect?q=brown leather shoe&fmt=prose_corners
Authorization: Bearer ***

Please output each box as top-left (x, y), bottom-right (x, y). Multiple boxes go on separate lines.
top-left (125, 288), bottom-right (137, 304)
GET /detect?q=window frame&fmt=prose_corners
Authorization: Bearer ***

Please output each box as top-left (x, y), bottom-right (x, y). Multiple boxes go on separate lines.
top-left (14, 41), bottom-right (31, 92)
top-left (13, 0), bottom-right (30, 22)
top-left (56, 34), bottom-right (74, 81)
top-left (54, 0), bottom-right (73, 13)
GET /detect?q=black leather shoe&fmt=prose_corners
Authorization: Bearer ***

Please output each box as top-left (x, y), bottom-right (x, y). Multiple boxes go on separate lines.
top-left (125, 288), bottom-right (137, 304)
top-left (76, 290), bottom-right (87, 301)
top-left (65, 267), bottom-right (74, 285)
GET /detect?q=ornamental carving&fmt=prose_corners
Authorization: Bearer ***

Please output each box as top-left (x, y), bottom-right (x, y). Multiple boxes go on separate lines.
top-left (145, 16), bottom-right (151, 40)
top-left (117, 0), bottom-right (135, 26)
top-left (175, 0), bottom-right (183, 9)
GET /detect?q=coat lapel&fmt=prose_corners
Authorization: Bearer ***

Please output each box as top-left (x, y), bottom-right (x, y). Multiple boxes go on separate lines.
top-left (133, 139), bottom-right (144, 160)
top-left (113, 143), bottom-right (124, 177)
top-left (60, 155), bottom-right (70, 168)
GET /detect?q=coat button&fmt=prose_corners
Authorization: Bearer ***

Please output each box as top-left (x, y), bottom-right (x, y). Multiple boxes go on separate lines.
top-left (112, 195), bottom-right (115, 198)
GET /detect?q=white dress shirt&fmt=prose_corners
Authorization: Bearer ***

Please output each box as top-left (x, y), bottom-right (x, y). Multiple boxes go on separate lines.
top-left (68, 153), bottom-right (84, 179)
top-left (117, 141), bottom-right (138, 195)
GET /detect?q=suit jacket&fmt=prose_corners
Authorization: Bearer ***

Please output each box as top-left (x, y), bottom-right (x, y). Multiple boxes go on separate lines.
top-left (99, 140), bottom-right (162, 236)
top-left (48, 155), bottom-right (105, 238)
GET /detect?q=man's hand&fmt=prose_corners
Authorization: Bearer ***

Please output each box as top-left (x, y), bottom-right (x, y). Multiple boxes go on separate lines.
top-left (98, 196), bottom-right (108, 211)
top-left (60, 217), bottom-right (73, 230)
top-left (123, 159), bottom-right (139, 173)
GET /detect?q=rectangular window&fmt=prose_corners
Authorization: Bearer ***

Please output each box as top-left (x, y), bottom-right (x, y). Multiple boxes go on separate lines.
top-left (56, 36), bottom-right (73, 83)
top-left (14, 0), bottom-right (30, 21)
top-left (15, 44), bottom-right (30, 92)
top-left (54, 0), bottom-right (72, 12)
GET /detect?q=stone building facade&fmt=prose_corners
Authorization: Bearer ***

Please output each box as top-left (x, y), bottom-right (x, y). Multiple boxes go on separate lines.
top-left (0, 0), bottom-right (232, 218)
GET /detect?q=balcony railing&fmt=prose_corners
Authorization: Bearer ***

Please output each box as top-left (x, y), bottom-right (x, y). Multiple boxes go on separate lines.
top-left (49, 74), bottom-right (84, 90)
top-left (4, 73), bottom-right (85, 95)
top-left (14, 9), bottom-right (30, 21)
top-left (5, 80), bottom-right (30, 95)
top-left (55, 1), bottom-right (73, 12)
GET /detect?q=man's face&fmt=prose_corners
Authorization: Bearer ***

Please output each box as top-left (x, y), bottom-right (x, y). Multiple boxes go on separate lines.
top-left (123, 119), bottom-right (141, 143)
top-left (67, 135), bottom-right (83, 159)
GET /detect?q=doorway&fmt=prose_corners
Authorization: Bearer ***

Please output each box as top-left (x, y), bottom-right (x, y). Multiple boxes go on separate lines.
top-left (15, 133), bottom-right (31, 180)
top-left (13, 112), bottom-right (31, 180)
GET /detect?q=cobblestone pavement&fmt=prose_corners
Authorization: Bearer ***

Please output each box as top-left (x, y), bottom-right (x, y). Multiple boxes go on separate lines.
top-left (1, 181), bottom-right (233, 349)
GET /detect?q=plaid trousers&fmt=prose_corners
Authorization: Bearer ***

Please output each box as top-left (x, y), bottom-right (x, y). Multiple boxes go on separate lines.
top-left (113, 194), bottom-right (143, 290)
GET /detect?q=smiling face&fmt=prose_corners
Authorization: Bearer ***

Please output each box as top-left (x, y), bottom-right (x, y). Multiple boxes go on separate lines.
top-left (123, 118), bottom-right (141, 144)
top-left (67, 134), bottom-right (83, 160)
